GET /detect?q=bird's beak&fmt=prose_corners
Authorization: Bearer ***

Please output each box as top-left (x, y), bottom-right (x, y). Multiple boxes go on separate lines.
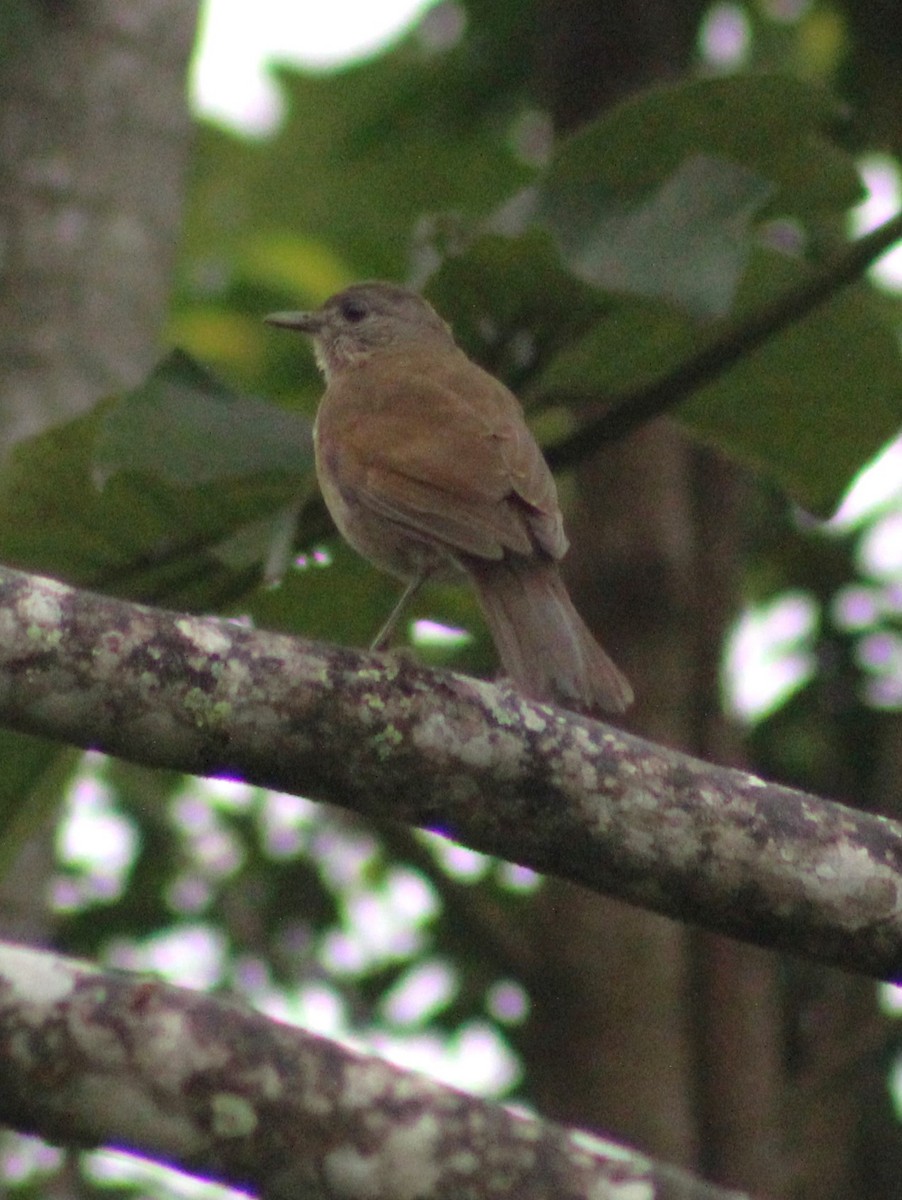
top-left (264, 310), bottom-right (324, 333)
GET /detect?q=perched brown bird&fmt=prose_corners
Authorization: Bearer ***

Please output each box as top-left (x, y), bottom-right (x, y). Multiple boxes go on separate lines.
top-left (266, 282), bottom-right (632, 715)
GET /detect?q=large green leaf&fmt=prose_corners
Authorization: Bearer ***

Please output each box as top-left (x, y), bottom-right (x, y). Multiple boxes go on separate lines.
top-left (0, 353), bottom-right (315, 611)
top-left (541, 152), bottom-right (776, 320)
top-left (682, 251), bottom-right (902, 515)
top-left (534, 292), bottom-right (693, 401)
top-left (536, 246), bottom-right (902, 515)
top-left (542, 74), bottom-right (861, 215)
top-left (94, 351), bottom-right (311, 487)
top-left (533, 74), bottom-right (863, 319)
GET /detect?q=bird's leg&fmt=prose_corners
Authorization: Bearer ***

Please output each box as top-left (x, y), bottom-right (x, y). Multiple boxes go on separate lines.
top-left (370, 573), bottom-right (429, 651)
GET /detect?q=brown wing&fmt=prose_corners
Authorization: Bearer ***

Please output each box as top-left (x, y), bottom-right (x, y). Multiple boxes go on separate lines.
top-left (317, 348), bottom-right (567, 563)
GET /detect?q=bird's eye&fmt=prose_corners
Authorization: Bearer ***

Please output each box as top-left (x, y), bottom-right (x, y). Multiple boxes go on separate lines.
top-left (339, 297), bottom-right (368, 323)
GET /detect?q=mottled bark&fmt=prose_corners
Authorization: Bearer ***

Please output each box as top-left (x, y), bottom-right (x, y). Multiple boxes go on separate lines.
top-left (0, 942), bottom-right (751, 1200)
top-left (0, 564), bottom-right (899, 980)
top-left (0, 0), bottom-right (197, 443)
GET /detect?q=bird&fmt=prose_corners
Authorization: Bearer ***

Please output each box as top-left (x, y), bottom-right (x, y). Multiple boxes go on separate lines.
top-left (266, 281), bottom-right (632, 716)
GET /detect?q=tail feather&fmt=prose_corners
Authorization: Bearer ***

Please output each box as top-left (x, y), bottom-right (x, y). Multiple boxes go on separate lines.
top-left (467, 557), bottom-right (633, 716)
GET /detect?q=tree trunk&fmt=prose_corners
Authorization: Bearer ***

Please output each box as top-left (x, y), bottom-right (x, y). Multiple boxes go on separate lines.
top-left (0, 0), bottom-right (198, 959)
top-left (0, 0), bottom-right (197, 445)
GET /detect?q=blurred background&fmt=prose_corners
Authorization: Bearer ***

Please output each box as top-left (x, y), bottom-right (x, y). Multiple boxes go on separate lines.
top-left (2, 2), bottom-right (902, 1197)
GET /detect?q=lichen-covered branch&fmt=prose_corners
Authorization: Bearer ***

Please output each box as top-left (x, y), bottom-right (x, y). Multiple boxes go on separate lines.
top-left (0, 564), bottom-right (900, 980)
top-left (0, 942), bottom-right (750, 1200)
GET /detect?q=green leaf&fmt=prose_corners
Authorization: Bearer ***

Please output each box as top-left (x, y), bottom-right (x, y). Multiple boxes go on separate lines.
top-left (682, 251), bottom-right (902, 515)
top-left (534, 74), bottom-right (863, 318)
top-left (537, 248), bottom-right (902, 515)
top-left (0, 353), bottom-right (315, 609)
top-left (543, 73), bottom-right (861, 218)
top-left (540, 153), bottom-right (776, 319)
top-left (95, 350), bottom-right (313, 487)
top-left (534, 292), bottom-right (693, 399)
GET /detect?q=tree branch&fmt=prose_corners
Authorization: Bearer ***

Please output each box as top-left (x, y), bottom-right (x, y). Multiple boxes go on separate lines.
top-left (0, 941), bottom-right (753, 1200)
top-left (545, 210), bottom-right (902, 469)
top-left (0, 564), bottom-right (900, 980)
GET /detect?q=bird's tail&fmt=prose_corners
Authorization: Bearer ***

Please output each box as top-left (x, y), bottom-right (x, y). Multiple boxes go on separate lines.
top-left (467, 557), bottom-right (633, 716)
